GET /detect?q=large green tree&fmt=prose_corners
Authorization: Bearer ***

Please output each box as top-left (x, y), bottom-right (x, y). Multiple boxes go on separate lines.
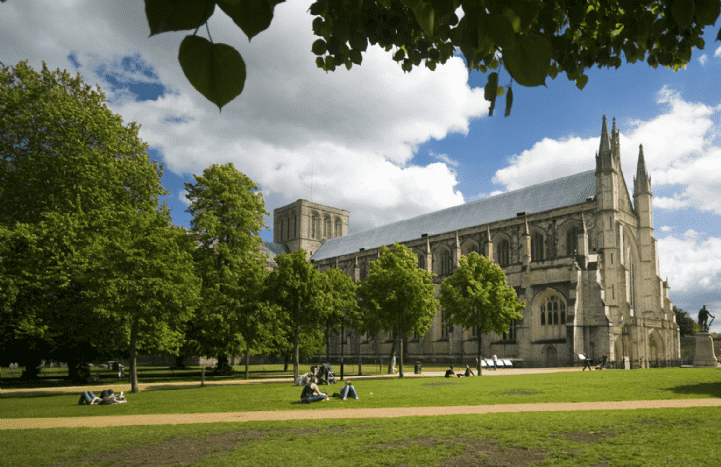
top-left (318, 267), bottom-right (360, 363)
top-left (184, 163), bottom-right (270, 373)
top-left (673, 306), bottom-right (699, 337)
top-left (439, 251), bottom-right (524, 375)
top-left (357, 243), bottom-right (439, 377)
top-left (0, 61), bottom-right (186, 382)
top-left (129, 0), bottom-right (720, 111)
top-left (266, 249), bottom-right (328, 379)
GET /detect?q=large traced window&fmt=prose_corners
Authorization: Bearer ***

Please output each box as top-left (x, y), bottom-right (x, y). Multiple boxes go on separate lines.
top-left (334, 218), bottom-right (341, 237)
top-left (417, 252), bottom-right (426, 270)
top-left (531, 233), bottom-right (544, 262)
top-left (503, 320), bottom-right (517, 340)
top-left (539, 295), bottom-right (566, 326)
top-left (441, 310), bottom-right (449, 339)
top-left (324, 216), bottom-right (331, 238)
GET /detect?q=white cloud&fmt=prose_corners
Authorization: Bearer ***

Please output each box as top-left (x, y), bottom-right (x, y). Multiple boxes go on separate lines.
top-left (715, 45), bottom-right (721, 57)
top-left (430, 152), bottom-right (460, 167)
top-left (658, 234), bottom-right (721, 294)
top-left (492, 86), bottom-right (721, 214)
top-left (699, 54), bottom-right (708, 66)
top-left (660, 225), bottom-right (673, 232)
top-left (0, 1), bottom-right (486, 233)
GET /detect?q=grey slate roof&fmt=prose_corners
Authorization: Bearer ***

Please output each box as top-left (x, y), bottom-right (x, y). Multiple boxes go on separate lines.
top-left (261, 242), bottom-right (287, 260)
top-left (311, 170), bottom-right (596, 261)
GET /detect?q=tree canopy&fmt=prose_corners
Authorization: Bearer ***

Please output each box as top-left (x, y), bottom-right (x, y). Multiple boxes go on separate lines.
top-left (439, 251), bottom-right (524, 375)
top-left (357, 243), bottom-right (439, 376)
top-left (136, 0), bottom-right (721, 111)
top-left (184, 163), bottom-right (270, 372)
top-left (673, 306), bottom-right (699, 337)
top-left (266, 249), bottom-right (328, 379)
top-left (0, 61), bottom-right (197, 386)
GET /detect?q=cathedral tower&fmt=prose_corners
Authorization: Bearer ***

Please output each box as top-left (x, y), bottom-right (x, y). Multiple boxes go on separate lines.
top-left (273, 199), bottom-right (349, 259)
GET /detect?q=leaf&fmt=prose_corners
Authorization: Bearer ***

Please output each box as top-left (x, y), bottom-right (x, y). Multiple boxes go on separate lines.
top-left (695, 0), bottom-right (721, 26)
top-left (502, 34), bottom-right (552, 87)
top-left (178, 35), bottom-right (246, 111)
top-left (218, 0), bottom-right (280, 41)
top-left (670, 0), bottom-right (695, 29)
top-left (312, 39), bottom-right (327, 55)
top-left (484, 72), bottom-right (498, 116)
top-left (575, 74), bottom-right (589, 90)
top-left (504, 86), bottom-right (513, 117)
top-left (145, 0), bottom-right (215, 36)
top-left (411, 1), bottom-right (436, 36)
top-left (487, 14), bottom-right (515, 50)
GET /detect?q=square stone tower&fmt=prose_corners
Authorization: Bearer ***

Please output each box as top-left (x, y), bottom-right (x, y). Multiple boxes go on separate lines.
top-left (273, 199), bottom-right (349, 259)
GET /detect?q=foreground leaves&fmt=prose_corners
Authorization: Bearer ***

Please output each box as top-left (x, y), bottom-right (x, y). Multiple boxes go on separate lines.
top-left (178, 35), bottom-right (247, 112)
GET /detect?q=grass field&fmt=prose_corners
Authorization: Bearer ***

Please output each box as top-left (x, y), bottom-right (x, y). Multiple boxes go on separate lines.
top-left (2, 368), bottom-right (720, 466)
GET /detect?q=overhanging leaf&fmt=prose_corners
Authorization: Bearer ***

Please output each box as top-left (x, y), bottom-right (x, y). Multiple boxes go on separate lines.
top-left (502, 34), bottom-right (552, 87)
top-left (484, 72), bottom-right (498, 116)
top-left (218, 0), bottom-right (281, 41)
top-left (145, 0), bottom-right (215, 36)
top-left (178, 35), bottom-right (246, 111)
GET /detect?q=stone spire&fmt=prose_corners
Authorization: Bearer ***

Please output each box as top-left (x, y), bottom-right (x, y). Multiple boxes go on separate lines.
top-left (596, 115), bottom-right (615, 172)
top-left (484, 225), bottom-right (493, 260)
top-left (611, 117), bottom-right (621, 163)
top-left (634, 144), bottom-right (652, 196)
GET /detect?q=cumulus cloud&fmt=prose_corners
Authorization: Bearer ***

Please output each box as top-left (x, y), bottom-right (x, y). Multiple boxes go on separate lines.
top-left (0, 0), bottom-right (486, 233)
top-left (492, 86), bottom-right (721, 215)
top-left (658, 234), bottom-right (721, 297)
top-left (660, 225), bottom-right (673, 232)
top-left (699, 54), bottom-right (708, 66)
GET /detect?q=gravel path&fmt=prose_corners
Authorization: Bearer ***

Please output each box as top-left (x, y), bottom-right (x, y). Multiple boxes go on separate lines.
top-left (3, 398), bottom-right (720, 430)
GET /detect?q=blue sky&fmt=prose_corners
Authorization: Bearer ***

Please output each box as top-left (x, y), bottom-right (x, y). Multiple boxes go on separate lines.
top-left (2, 1), bottom-right (720, 330)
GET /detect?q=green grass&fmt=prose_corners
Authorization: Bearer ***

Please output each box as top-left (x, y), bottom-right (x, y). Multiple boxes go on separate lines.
top-left (2, 368), bottom-right (719, 419)
top-left (1, 407), bottom-right (719, 466)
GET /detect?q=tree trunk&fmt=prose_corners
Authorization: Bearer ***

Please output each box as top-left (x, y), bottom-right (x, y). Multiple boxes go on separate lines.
top-left (293, 298), bottom-right (300, 380)
top-left (130, 319), bottom-right (139, 393)
top-left (283, 353), bottom-right (289, 372)
top-left (387, 339), bottom-right (397, 374)
top-left (245, 351), bottom-right (250, 379)
top-left (476, 325), bottom-right (482, 376)
top-left (398, 316), bottom-right (404, 378)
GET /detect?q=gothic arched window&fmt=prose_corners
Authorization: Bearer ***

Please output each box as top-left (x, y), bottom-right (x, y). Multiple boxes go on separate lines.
top-left (531, 233), bottom-right (544, 262)
top-left (335, 219), bottom-right (341, 237)
top-left (312, 213), bottom-right (320, 239)
top-left (566, 227), bottom-right (578, 256)
top-left (498, 239), bottom-right (510, 266)
top-left (540, 295), bottom-right (567, 326)
top-left (324, 216), bottom-right (331, 238)
top-left (417, 253), bottom-right (426, 271)
top-left (441, 249), bottom-right (453, 276)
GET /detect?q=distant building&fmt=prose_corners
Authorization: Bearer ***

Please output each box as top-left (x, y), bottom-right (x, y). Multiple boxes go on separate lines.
top-left (268, 117), bottom-right (681, 368)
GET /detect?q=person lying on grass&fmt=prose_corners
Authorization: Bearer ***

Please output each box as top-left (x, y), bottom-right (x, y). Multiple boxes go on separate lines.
top-left (78, 389), bottom-right (126, 405)
top-left (445, 366), bottom-right (456, 378)
top-left (300, 377), bottom-right (328, 403)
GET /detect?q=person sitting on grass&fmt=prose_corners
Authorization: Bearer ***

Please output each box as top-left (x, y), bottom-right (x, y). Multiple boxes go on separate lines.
top-left (300, 377), bottom-right (328, 403)
top-left (445, 365), bottom-right (456, 378)
top-left (340, 380), bottom-right (359, 400)
top-left (464, 365), bottom-right (475, 377)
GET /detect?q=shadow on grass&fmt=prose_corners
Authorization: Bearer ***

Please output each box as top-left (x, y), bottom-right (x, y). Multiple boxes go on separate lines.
top-left (670, 382), bottom-right (721, 398)
top-left (0, 390), bottom-right (77, 398)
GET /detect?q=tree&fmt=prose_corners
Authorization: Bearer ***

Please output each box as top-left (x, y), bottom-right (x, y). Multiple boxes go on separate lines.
top-left (357, 243), bottom-right (439, 377)
top-left (131, 0), bottom-right (720, 111)
top-left (0, 61), bottom-right (181, 382)
top-left (318, 267), bottom-right (359, 365)
top-left (673, 306), bottom-right (699, 337)
top-left (439, 251), bottom-right (524, 375)
top-left (92, 213), bottom-right (201, 393)
top-left (184, 163), bottom-right (269, 374)
top-left (266, 249), bottom-right (330, 379)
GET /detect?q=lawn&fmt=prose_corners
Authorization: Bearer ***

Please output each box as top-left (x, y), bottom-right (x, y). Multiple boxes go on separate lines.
top-left (2, 368), bottom-right (720, 466)
top-left (1, 368), bottom-right (719, 419)
top-left (1, 407), bottom-right (720, 466)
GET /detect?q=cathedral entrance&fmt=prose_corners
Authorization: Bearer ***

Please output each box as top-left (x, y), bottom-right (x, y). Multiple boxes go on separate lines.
top-left (649, 331), bottom-right (664, 368)
top-left (544, 345), bottom-right (557, 368)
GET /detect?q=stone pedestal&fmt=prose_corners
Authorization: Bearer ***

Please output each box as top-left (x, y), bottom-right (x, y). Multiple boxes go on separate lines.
top-left (693, 333), bottom-right (720, 367)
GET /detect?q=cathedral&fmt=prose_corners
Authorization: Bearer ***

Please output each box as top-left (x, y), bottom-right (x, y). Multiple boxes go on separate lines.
top-left (265, 117), bottom-right (681, 368)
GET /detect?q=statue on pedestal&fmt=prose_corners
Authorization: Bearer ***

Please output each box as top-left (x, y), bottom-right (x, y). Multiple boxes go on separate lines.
top-left (698, 305), bottom-right (715, 333)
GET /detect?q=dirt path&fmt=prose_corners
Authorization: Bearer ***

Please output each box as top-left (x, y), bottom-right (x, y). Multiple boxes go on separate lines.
top-left (3, 398), bottom-right (720, 430)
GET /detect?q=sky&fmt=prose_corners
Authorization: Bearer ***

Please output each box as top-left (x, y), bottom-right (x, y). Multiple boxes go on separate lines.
top-left (2, 1), bottom-right (720, 331)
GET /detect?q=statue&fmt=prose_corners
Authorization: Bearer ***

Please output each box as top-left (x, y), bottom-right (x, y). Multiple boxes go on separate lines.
top-left (698, 305), bottom-right (715, 333)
